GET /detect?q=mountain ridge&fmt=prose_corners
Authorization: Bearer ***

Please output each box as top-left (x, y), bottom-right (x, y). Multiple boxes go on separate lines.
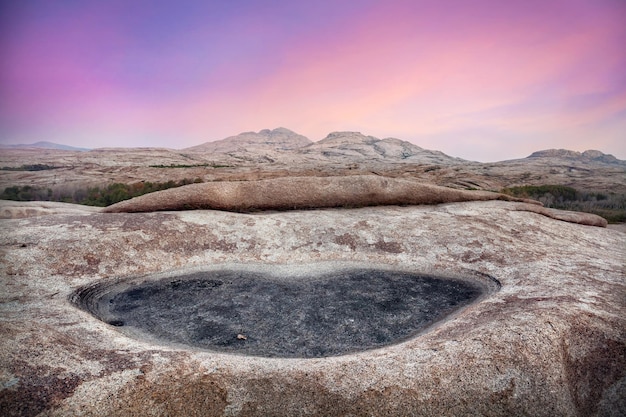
top-left (184, 127), bottom-right (312, 153)
top-left (0, 141), bottom-right (90, 152)
top-left (2, 130), bottom-right (623, 165)
top-left (526, 148), bottom-right (623, 164)
top-left (299, 131), bottom-right (462, 165)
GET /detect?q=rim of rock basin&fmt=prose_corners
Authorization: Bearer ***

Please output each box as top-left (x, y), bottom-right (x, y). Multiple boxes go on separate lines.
top-left (70, 263), bottom-right (501, 358)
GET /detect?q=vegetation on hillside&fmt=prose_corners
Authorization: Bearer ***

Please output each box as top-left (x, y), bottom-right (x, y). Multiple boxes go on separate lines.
top-left (0, 178), bottom-right (203, 207)
top-left (501, 184), bottom-right (626, 223)
top-left (149, 163), bottom-right (233, 168)
top-left (1, 164), bottom-right (60, 171)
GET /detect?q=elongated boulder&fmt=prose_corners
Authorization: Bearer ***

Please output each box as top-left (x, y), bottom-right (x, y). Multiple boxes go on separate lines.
top-left (103, 175), bottom-right (530, 213)
top-left (102, 175), bottom-right (607, 227)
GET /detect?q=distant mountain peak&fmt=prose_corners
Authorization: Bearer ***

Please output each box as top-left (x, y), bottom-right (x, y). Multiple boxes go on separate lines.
top-left (528, 149), bottom-right (621, 164)
top-left (259, 127), bottom-right (298, 135)
top-left (0, 141), bottom-right (90, 151)
top-left (581, 150), bottom-right (611, 159)
top-left (184, 128), bottom-right (312, 153)
top-left (300, 131), bottom-right (459, 163)
top-left (318, 131), bottom-right (378, 145)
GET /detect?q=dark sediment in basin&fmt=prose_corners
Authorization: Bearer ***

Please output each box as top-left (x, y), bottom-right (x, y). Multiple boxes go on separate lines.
top-left (73, 268), bottom-right (492, 358)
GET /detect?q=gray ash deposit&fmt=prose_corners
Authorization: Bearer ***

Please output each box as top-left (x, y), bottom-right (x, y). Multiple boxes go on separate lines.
top-left (73, 267), bottom-right (488, 358)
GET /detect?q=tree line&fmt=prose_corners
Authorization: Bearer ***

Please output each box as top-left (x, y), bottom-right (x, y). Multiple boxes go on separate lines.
top-left (501, 184), bottom-right (626, 223)
top-left (0, 178), bottom-right (202, 207)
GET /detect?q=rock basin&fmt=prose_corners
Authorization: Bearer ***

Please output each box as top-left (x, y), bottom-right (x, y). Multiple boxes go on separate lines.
top-left (73, 266), bottom-right (494, 358)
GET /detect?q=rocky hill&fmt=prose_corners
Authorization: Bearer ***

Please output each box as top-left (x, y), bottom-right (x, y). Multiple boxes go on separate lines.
top-left (299, 131), bottom-right (461, 165)
top-left (526, 149), bottom-right (624, 165)
top-left (1, 128), bottom-right (624, 201)
top-left (184, 127), bottom-right (312, 153)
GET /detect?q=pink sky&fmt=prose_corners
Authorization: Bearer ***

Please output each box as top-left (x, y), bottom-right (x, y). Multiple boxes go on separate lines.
top-left (1, 0), bottom-right (625, 161)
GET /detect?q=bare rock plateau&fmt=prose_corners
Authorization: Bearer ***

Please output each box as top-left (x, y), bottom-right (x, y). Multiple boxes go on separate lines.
top-left (1, 199), bottom-right (624, 416)
top-left (0, 129), bottom-right (625, 416)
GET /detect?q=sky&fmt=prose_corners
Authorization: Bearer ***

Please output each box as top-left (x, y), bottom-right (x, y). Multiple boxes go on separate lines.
top-left (1, 0), bottom-right (625, 162)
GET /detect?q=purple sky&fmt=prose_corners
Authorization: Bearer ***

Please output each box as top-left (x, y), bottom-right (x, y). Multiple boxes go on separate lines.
top-left (1, 0), bottom-right (625, 161)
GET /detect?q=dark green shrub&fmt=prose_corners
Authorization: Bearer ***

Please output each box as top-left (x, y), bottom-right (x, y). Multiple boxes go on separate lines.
top-left (501, 184), bottom-right (626, 223)
top-left (1, 178), bottom-right (203, 207)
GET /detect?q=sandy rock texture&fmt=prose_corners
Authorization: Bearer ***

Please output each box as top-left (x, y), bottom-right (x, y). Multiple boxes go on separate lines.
top-left (1, 200), bottom-right (624, 416)
top-left (0, 200), bottom-right (101, 219)
top-left (101, 175), bottom-right (608, 227)
top-left (184, 127), bottom-right (312, 153)
top-left (102, 175), bottom-right (534, 213)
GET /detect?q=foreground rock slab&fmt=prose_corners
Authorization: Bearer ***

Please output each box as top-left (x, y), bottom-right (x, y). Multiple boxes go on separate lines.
top-left (0, 200), bottom-right (101, 219)
top-left (0, 201), bottom-right (624, 416)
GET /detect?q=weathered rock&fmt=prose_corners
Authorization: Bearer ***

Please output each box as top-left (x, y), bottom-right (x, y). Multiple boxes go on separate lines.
top-left (101, 175), bottom-right (609, 227)
top-left (0, 200), bottom-right (100, 219)
top-left (529, 149), bottom-right (623, 164)
top-left (184, 127), bottom-right (312, 153)
top-left (0, 200), bottom-right (624, 416)
top-left (299, 131), bottom-right (460, 164)
top-left (103, 175), bottom-right (535, 213)
top-left (509, 203), bottom-right (608, 227)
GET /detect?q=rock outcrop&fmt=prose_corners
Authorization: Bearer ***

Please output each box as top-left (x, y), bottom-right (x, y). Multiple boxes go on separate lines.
top-left (101, 175), bottom-right (608, 227)
top-left (528, 149), bottom-right (624, 165)
top-left (300, 131), bottom-right (460, 164)
top-left (184, 127), bottom-right (312, 153)
top-left (0, 200), bottom-right (624, 416)
top-left (0, 200), bottom-right (100, 219)
top-left (102, 175), bottom-right (532, 213)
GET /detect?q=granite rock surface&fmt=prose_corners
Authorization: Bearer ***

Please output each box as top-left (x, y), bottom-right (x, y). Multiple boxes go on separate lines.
top-left (1, 200), bottom-right (624, 416)
top-left (102, 175), bottom-right (533, 213)
top-left (100, 175), bottom-right (608, 227)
